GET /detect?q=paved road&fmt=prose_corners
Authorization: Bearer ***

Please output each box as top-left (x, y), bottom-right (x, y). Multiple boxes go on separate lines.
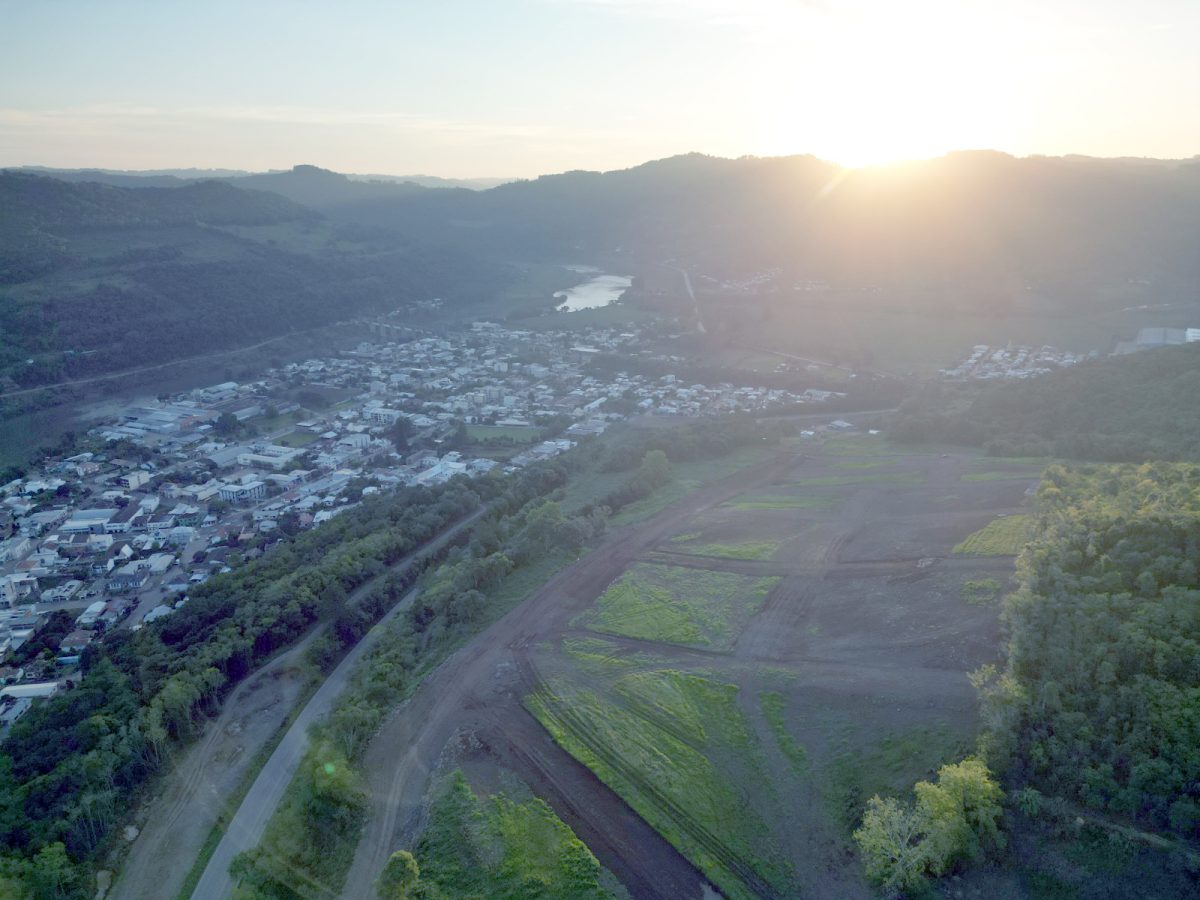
top-left (190, 506), bottom-right (486, 900)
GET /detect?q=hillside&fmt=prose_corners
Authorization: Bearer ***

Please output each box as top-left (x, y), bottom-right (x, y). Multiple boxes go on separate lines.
top-left (0, 173), bottom-right (501, 390)
top-left (304, 152), bottom-right (1200, 298)
top-left (890, 342), bottom-right (1200, 460)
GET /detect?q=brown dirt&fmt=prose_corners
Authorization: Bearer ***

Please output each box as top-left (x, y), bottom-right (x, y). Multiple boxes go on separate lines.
top-left (111, 631), bottom-right (318, 900)
top-left (342, 444), bottom-right (1041, 899)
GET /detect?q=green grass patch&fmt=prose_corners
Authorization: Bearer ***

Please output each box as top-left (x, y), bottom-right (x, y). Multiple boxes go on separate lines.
top-left (528, 669), bottom-right (794, 899)
top-left (723, 493), bottom-right (835, 511)
top-left (610, 479), bottom-right (698, 525)
top-left (577, 563), bottom-right (777, 650)
top-left (252, 409), bottom-right (302, 432)
top-left (818, 434), bottom-right (896, 456)
top-left (414, 770), bottom-right (617, 899)
top-left (962, 577), bottom-right (1004, 605)
top-left (274, 429), bottom-right (318, 448)
top-left (961, 470), bottom-right (1035, 482)
top-left (791, 471), bottom-right (925, 488)
top-left (833, 458), bottom-right (899, 470)
top-left (953, 515), bottom-right (1031, 555)
top-left (822, 722), bottom-right (970, 836)
top-left (668, 534), bottom-right (784, 560)
top-left (760, 692), bottom-right (808, 776)
top-left (466, 424), bottom-right (541, 443)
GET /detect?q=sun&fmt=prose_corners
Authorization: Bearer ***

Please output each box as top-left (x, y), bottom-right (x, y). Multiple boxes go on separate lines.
top-left (751, 1), bottom-right (1016, 168)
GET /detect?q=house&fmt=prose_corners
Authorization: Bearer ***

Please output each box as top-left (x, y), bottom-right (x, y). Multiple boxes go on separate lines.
top-left (0, 697), bottom-right (32, 730)
top-left (1, 682), bottom-right (59, 701)
top-left (118, 471), bottom-right (151, 490)
top-left (59, 629), bottom-right (93, 654)
top-left (218, 480), bottom-right (266, 503)
top-left (61, 508), bottom-right (119, 535)
top-left (106, 563), bottom-right (148, 594)
top-left (168, 504), bottom-right (203, 527)
top-left (0, 574), bottom-right (38, 608)
top-left (141, 552), bottom-right (175, 575)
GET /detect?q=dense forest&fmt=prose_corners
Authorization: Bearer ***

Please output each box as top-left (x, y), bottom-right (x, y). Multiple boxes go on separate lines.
top-left (0, 172), bottom-right (502, 389)
top-left (980, 462), bottom-right (1200, 838)
top-left (890, 343), bottom-right (1200, 461)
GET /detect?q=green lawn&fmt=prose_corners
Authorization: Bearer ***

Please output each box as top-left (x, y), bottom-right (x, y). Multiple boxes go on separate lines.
top-left (466, 424), bottom-right (541, 443)
top-left (527, 668), bottom-right (794, 899)
top-left (961, 470), bottom-right (1037, 482)
top-left (760, 692), bottom-right (808, 776)
top-left (723, 493), bottom-right (836, 511)
top-left (274, 430), bottom-right (318, 448)
top-left (414, 771), bottom-right (617, 899)
top-left (668, 534), bottom-right (785, 560)
top-left (575, 563), bottom-right (777, 650)
top-left (962, 577), bottom-right (1004, 605)
top-left (953, 515), bottom-right (1031, 555)
top-left (791, 471), bottom-right (925, 488)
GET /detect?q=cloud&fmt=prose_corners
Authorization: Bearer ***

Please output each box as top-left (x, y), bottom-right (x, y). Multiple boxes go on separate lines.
top-left (0, 103), bottom-right (562, 141)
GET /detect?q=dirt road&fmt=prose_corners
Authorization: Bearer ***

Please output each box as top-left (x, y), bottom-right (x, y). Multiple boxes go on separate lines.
top-left (112, 630), bottom-right (321, 900)
top-left (187, 506), bottom-right (485, 900)
top-left (341, 451), bottom-right (797, 900)
top-left (337, 445), bottom-right (1037, 899)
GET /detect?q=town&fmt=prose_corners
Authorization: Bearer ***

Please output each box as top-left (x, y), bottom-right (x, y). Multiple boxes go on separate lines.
top-left (0, 318), bottom-right (836, 728)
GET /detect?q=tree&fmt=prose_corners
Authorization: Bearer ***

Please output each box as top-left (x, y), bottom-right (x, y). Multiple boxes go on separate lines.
top-left (29, 842), bottom-right (81, 899)
top-left (214, 412), bottom-right (239, 436)
top-left (377, 850), bottom-right (421, 899)
top-left (387, 417), bottom-right (414, 452)
top-left (854, 758), bottom-right (1004, 892)
top-left (853, 797), bottom-right (930, 895)
top-left (914, 758), bottom-right (1005, 873)
top-left (636, 449), bottom-right (671, 490)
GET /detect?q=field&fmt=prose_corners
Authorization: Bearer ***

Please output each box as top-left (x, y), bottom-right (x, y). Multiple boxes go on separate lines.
top-left (574, 563), bottom-right (778, 650)
top-left (518, 434), bottom-right (1045, 896)
top-left (465, 423), bottom-right (542, 443)
top-left (414, 770), bottom-right (624, 898)
top-left (343, 431), bottom-right (1048, 899)
top-left (953, 514), bottom-right (1031, 555)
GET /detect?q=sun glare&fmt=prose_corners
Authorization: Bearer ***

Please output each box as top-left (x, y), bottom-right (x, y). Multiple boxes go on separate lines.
top-left (754, 0), bottom-right (1016, 168)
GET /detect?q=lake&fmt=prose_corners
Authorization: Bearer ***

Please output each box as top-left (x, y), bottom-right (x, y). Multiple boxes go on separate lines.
top-left (555, 273), bottom-right (632, 312)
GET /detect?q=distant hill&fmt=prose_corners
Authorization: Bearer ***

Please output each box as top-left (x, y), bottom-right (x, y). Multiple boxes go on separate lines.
top-left (0, 172), bottom-right (501, 390)
top-left (889, 342), bottom-right (1200, 461)
top-left (333, 151), bottom-right (1200, 300)
top-left (7, 165), bottom-right (512, 192)
top-left (21, 154), bottom-right (1199, 309)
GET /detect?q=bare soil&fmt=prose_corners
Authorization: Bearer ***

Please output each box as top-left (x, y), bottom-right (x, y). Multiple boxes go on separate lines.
top-left (342, 443), bottom-right (1042, 899)
top-left (111, 632), bottom-right (318, 900)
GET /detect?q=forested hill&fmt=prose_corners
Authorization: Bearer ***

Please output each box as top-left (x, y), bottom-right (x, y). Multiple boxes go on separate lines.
top-left (302, 152), bottom-right (1200, 298)
top-left (890, 343), bottom-right (1200, 461)
top-left (0, 173), bottom-right (502, 390)
top-left (0, 172), bottom-right (309, 231)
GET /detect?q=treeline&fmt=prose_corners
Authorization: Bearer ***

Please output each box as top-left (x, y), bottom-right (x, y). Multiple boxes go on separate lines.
top-left (978, 462), bottom-right (1200, 838)
top-left (889, 343), bottom-right (1200, 462)
top-left (0, 480), bottom-right (482, 897)
top-left (232, 466), bottom-right (603, 897)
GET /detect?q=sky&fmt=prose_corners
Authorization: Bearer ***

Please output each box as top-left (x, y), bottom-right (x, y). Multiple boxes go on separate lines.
top-left (1, 0), bottom-right (1197, 178)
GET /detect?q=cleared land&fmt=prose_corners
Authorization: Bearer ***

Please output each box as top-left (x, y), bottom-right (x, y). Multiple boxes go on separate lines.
top-left (336, 433), bottom-right (1045, 899)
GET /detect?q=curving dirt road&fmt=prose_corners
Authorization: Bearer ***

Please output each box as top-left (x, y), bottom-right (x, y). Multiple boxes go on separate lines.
top-left (188, 505), bottom-right (486, 900)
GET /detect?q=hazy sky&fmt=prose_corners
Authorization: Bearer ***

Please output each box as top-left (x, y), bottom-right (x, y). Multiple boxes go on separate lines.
top-left (2, 0), bottom-right (1197, 177)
